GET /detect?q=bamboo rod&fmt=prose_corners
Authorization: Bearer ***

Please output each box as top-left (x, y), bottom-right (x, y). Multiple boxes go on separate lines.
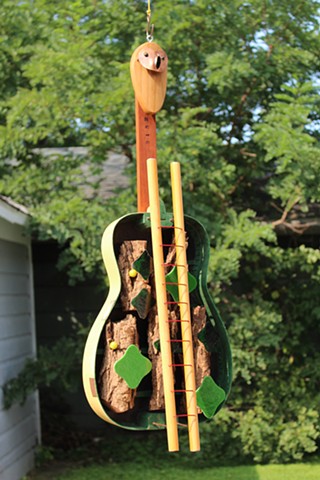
top-left (147, 157), bottom-right (179, 452)
top-left (170, 161), bottom-right (200, 452)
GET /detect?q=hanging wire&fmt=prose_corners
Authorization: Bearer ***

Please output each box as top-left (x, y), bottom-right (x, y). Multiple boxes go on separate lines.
top-left (146, 0), bottom-right (154, 42)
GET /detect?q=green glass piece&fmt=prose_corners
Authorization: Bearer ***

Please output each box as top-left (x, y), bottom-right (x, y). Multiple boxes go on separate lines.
top-left (142, 200), bottom-right (172, 227)
top-left (196, 375), bottom-right (226, 419)
top-left (159, 200), bottom-right (173, 226)
top-left (153, 339), bottom-right (182, 354)
top-left (133, 250), bottom-right (152, 281)
top-left (165, 266), bottom-right (197, 302)
top-left (131, 287), bottom-right (152, 319)
top-left (114, 345), bottom-right (152, 389)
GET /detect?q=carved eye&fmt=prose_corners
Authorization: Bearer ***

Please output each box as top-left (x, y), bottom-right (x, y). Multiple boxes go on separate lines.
top-left (162, 56), bottom-right (165, 61)
top-left (144, 52), bottom-right (149, 57)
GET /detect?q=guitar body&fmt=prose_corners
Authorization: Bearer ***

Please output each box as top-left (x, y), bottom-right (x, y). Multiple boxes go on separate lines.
top-left (82, 212), bottom-right (232, 430)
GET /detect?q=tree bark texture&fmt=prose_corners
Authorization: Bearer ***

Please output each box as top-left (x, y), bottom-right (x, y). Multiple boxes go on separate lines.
top-left (99, 240), bottom-right (148, 413)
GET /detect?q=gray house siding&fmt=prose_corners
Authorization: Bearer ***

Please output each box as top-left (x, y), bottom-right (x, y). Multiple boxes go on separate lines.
top-left (0, 203), bottom-right (39, 480)
top-left (32, 241), bottom-right (106, 431)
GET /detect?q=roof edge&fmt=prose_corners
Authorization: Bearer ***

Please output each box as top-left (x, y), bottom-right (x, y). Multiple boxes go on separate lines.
top-left (0, 195), bottom-right (29, 226)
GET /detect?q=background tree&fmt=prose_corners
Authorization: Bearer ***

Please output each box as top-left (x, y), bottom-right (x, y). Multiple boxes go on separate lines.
top-left (1, 0), bottom-right (320, 463)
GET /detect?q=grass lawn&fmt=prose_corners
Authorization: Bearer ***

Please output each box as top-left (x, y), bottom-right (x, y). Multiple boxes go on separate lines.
top-left (26, 426), bottom-right (319, 480)
top-left (52, 463), bottom-right (320, 480)
top-left (27, 460), bottom-right (320, 480)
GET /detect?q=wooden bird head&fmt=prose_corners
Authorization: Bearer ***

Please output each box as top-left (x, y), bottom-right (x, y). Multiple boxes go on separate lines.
top-left (130, 42), bottom-right (168, 115)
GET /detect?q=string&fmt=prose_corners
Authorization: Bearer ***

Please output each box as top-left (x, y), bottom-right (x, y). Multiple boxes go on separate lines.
top-left (147, 0), bottom-right (151, 17)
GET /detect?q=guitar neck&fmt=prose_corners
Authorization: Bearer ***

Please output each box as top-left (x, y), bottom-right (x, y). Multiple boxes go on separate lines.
top-left (135, 98), bottom-right (157, 212)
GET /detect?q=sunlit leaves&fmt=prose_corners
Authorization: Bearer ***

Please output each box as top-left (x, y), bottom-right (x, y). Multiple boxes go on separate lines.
top-left (255, 82), bottom-right (320, 204)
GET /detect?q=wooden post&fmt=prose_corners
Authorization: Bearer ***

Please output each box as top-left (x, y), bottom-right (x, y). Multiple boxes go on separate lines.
top-left (130, 42), bottom-right (167, 213)
top-left (147, 157), bottom-right (179, 452)
top-left (135, 99), bottom-right (157, 212)
top-left (170, 161), bottom-right (200, 452)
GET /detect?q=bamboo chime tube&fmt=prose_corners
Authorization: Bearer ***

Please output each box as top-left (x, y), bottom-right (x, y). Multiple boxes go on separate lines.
top-left (170, 161), bottom-right (200, 452)
top-left (147, 157), bottom-right (179, 452)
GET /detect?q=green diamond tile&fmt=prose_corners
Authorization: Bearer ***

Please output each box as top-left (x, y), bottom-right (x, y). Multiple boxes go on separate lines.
top-left (133, 250), bottom-right (152, 281)
top-left (131, 287), bottom-right (153, 319)
top-left (196, 375), bottom-right (226, 419)
top-left (114, 345), bottom-right (152, 389)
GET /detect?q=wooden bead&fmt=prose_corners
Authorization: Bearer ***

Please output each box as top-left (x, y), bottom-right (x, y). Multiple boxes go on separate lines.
top-left (129, 268), bottom-right (138, 278)
top-left (109, 341), bottom-right (118, 351)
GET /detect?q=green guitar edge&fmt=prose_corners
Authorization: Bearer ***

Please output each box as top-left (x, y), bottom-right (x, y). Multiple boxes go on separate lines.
top-left (82, 213), bottom-right (165, 431)
top-left (82, 216), bottom-right (123, 428)
top-left (185, 215), bottom-right (232, 402)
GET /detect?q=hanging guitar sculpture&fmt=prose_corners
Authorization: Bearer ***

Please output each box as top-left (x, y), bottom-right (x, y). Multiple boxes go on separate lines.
top-left (82, 9), bottom-right (232, 452)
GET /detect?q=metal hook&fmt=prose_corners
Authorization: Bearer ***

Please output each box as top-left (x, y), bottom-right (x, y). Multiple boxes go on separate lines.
top-left (146, 13), bottom-right (154, 42)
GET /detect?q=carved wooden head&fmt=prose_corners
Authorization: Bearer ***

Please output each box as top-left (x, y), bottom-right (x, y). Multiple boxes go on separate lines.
top-left (130, 42), bottom-right (168, 114)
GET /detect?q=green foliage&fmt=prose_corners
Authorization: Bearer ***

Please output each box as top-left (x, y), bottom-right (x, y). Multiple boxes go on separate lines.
top-left (34, 445), bottom-right (55, 469)
top-left (3, 336), bottom-right (84, 409)
top-left (1, 0), bottom-right (320, 465)
top-left (255, 82), bottom-right (320, 204)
